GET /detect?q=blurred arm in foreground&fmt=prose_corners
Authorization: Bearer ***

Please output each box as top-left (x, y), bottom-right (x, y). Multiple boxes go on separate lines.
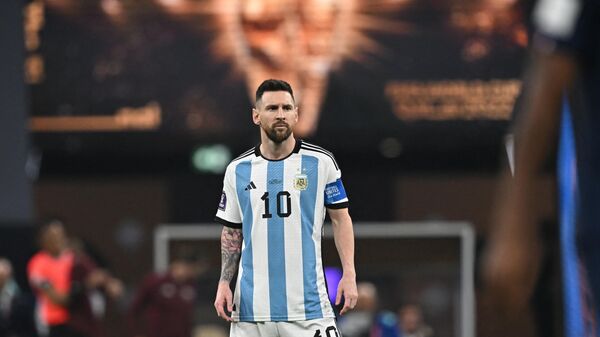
top-left (483, 43), bottom-right (577, 313)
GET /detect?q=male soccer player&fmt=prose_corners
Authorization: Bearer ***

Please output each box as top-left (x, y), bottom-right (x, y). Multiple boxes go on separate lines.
top-left (484, 0), bottom-right (600, 333)
top-left (214, 79), bottom-right (358, 336)
top-left (28, 220), bottom-right (74, 337)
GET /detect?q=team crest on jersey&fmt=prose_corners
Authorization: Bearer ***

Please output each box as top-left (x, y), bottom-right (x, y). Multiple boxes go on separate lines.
top-left (294, 174), bottom-right (308, 190)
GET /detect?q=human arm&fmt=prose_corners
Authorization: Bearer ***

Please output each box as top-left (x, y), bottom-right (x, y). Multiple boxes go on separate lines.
top-left (91, 270), bottom-right (124, 299)
top-left (483, 50), bottom-right (577, 313)
top-left (36, 281), bottom-right (70, 306)
top-left (214, 226), bottom-right (242, 322)
top-left (71, 253), bottom-right (123, 302)
top-left (328, 207), bottom-right (358, 315)
top-left (104, 276), bottom-right (124, 299)
top-left (27, 257), bottom-right (70, 307)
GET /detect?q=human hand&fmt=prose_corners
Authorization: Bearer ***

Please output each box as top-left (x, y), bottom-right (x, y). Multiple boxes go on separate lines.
top-left (214, 281), bottom-right (234, 321)
top-left (86, 270), bottom-right (108, 288)
top-left (336, 273), bottom-right (358, 315)
top-left (106, 278), bottom-right (124, 299)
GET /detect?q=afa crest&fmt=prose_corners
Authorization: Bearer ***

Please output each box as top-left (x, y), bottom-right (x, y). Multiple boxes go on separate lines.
top-left (294, 174), bottom-right (308, 191)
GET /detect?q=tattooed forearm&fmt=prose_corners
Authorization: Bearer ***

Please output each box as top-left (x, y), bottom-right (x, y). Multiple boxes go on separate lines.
top-left (220, 227), bottom-right (242, 282)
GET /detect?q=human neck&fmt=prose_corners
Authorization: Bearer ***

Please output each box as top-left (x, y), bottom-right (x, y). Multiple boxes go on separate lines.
top-left (46, 249), bottom-right (63, 258)
top-left (259, 134), bottom-right (296, 160)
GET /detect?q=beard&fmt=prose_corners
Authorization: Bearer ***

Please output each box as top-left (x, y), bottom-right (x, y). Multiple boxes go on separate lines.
top-left (263, 122), bottom-right (292, 144)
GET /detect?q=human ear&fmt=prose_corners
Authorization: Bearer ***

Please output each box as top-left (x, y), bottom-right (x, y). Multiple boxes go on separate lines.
top-left (252, 108), bottom-right (260, 125)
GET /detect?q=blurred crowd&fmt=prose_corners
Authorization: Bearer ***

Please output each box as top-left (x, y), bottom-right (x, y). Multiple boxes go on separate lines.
top-left (338, 282), bottom-right (434, 337)
top-left (0, 219), bottom-right (217, 337)
top-left (1, 220), bottom-right (436, 337)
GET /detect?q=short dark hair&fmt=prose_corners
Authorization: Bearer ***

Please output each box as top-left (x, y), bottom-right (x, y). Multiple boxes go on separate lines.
top-left (36, 217), bottom-right (65, 247)
top-left (38, 217), bottom-right (65, 235)
top-left (255, 79), bottom-right (294, 104)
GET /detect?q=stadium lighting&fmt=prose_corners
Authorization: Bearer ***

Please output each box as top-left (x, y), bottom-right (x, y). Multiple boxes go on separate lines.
top-left (191, 144), bottom-right (231, 173)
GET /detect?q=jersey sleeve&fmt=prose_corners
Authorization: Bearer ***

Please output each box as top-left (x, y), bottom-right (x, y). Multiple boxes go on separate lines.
top-left (532, 0), bottom-right (597, 56)
top-left (324, 157), bottom-right (349, 209)
top-left (27, 255), bottom-right (44, 285)
top-left (215, 163), bottom-right (242, 228)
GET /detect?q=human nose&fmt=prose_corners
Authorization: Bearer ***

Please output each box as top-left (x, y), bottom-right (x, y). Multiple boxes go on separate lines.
top-left (275, 107), bottom-right (286, 118)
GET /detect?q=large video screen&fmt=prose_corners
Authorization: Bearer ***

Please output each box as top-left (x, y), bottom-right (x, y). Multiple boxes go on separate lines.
top-left (25, 0), bottom-right (526, 160)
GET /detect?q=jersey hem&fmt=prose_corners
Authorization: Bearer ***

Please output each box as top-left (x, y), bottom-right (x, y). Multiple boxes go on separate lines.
top-left (234, 312), bottom-right (335, 322)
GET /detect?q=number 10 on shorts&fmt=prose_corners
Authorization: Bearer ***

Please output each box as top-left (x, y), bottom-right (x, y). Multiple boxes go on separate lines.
top-left (314, 326), bottom-right (339, 337)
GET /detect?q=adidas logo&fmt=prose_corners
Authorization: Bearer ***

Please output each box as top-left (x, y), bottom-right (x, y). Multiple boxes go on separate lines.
top-left (244, 181), bottom-right (257, 191)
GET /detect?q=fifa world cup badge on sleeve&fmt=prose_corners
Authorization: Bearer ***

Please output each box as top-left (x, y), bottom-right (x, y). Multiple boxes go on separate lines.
top-left (218, 191), bottom-right (227, 211)
top-left (294, 173), bottom-right (308, 191)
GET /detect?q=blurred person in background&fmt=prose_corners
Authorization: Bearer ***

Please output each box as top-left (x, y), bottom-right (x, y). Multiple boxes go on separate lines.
top-left (397, 305), bottom-right (433, 337)
top-left (339, 282), bottom-right (400, 337)
top-left (483, 0), bottom-right (600, 332)
top-left (27, 220), bottom-right (74, 337)
top-left (0, 257), bottom-right (19, 335)
top-left (68, 238), bottom-right (124, 337)
top-left (213, 79), bottom-right (358, 337)
top-left (338, 282), bottom-right (378, 337)
top-left (0, 257), bottom-right (37, 337)
top-left (128, 254), bottom-right (204, 337)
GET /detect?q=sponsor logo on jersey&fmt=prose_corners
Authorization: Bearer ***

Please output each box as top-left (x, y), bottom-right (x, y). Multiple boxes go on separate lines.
top-left (269, 178), bottom-right (283, 185)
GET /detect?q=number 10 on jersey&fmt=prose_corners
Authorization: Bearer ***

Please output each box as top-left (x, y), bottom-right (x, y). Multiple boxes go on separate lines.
top-left (261, 191), bottom-right (292, 218)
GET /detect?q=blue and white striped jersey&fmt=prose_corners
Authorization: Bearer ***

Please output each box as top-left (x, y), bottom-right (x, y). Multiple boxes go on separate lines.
top-left (215, 139), bottom-right (349, 322)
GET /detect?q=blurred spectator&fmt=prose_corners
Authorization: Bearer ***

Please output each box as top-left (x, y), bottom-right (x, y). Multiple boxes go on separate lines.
top-left (128, 255), bottom-right (204, 337)
top-left (398, 305), bottom-right (433, 337)
top-left (338, 282), bottom-right (400, 337)
top-left (1, 256), bottom-right (37, 337)
top-left (338, 282), bottom-right (377, 337)
top-left (372, 311), bottom-right (402, 337)
top-left (68, 238), bottom-right (124, 337)
top-left (27, 220), bottom-right (74, 337)
top-left (0, 258), bottom-right (18, 329)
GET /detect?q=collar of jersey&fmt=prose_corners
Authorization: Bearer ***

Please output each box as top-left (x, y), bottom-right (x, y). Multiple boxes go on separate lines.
top-left (254, 138), bottom-right (302, 161)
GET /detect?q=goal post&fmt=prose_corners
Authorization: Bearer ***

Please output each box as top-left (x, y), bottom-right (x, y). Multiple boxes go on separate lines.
top-left (154, 222), bottom-right (475, 337)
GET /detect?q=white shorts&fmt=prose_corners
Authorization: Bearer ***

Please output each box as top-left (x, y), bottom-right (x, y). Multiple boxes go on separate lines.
top-left (230, 317), bottom-right (340, 337)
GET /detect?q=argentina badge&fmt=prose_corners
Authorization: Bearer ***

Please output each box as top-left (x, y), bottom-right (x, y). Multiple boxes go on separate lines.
top-left (293, 173), bottom-right (308, 191)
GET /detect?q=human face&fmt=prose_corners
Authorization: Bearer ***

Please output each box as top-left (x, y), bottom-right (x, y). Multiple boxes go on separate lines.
top-left (157, 0), bottom-right (349, 136)
top-left (253, 91), bottom-right (298, 144)
top-left (233, 0), bottom-right (342, 136)
top-left (42, 222), bottom-right (67, 256)
top-left (400, 306), bottom-right (422, 333)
